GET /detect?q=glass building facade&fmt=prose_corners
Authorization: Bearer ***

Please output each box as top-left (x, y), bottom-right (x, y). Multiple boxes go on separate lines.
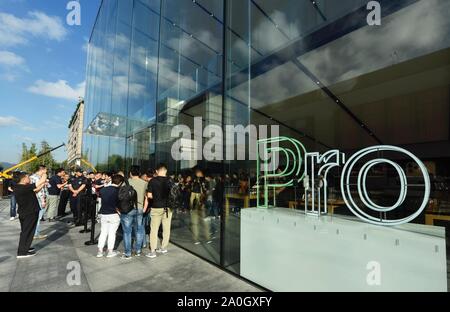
top-left (84, 0), bottom-right (450, 283)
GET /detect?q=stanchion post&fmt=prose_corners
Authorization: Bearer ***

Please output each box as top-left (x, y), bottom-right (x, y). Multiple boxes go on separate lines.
top-left (79, 194), bottom-right (91, 233)
top-left (85, 195), bottom-right (98, 246)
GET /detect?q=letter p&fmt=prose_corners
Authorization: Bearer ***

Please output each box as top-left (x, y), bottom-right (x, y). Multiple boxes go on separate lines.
top-left (257, 137), bottom-right (306, 208)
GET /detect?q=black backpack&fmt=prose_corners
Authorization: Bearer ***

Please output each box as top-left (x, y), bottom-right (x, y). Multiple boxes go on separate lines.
top-left (118, 181), bottom-right (138, 214)
top-left (167, 180), bottom-right (183, 211)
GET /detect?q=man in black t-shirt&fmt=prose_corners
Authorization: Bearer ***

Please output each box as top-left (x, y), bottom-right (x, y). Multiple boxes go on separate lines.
top-left (13, 171), bottom-right (47, 258)
top-left (145, 163), bottom-right (171, 258)
top-left (68, 168), bottom-right (87, 226)
top-left (190, 170), bottom-right (206, 210)
top-left (47, 168), bottom-right (66, 222)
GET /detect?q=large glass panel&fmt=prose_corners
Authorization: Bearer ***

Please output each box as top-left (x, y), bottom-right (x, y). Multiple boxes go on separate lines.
top-left (107, 0), bottom-right (132, 172)
top-left (84, 0), bottom-right (119, 171)
top-left (224, 0), bottom-right (450, 280)
top-left (125, 0), bottom-right (160, 170)
top-left (84, 0), bottom-right (158, 172)
top-left (156, 0), bottom-right (224, 265)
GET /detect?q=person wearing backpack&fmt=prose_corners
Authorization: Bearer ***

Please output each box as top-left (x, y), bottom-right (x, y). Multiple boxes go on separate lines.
top-left (145, 163), bottom-right (172, 258)
top-left (96, 174), bottom-right (123, 258)
top-left (117, 172), bottom-right (139, 260)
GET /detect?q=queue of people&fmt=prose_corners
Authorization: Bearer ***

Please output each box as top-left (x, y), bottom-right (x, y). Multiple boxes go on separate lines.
top-left (11, 162), bottom-right (243, 260)
top-left (10, 166), bottom-right (100, 258)
top-left (10, 163), bottom-right (176, 260)
top-left (95, 163), bottom-right (176, 259)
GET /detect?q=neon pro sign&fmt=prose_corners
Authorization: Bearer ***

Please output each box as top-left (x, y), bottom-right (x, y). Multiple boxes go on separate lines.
top-left (256, 137), bottom-right (430, 226)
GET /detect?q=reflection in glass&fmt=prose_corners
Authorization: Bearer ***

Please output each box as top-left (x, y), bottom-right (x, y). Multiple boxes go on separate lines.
top-left (83, 0), bottom-right (450, 281)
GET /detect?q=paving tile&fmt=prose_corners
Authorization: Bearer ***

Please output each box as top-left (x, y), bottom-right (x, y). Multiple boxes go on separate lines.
top-left (0, 199), bottom-right (260, 292)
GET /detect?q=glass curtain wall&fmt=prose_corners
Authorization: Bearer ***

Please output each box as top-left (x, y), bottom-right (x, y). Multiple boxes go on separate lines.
top-left (83, 0), bottom-right (450, 280)
top-left (84, 0), bottom-right (226, 265)
top-left (224, 0), bottom-right (450, 274)
top-left (83, 0), bottom-right (160, 172)
top-left (155, 0), bottom-right (225, 265)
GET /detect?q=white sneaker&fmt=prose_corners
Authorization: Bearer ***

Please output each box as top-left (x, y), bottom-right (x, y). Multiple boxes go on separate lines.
top-left (106, 251), bottom-right (118, 258)
top-left (96, 251), bottom-right (104, 258)
top-left (156, 248), bottom-right (168, 254)
top-left (146, 251), bottom-right (157, 258)
top-left (17, 253), bottom-right (36, 259)
top-left (10, 217), bottom-right (15, 221)
top-left (33, 234), bottom-right (48, 240)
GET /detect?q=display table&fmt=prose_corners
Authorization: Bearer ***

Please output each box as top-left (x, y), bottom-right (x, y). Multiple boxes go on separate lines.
top-left (288, 199), bottom-right (345, 214)
top-left (225, 193), bottom-right (273, 216)
top-left (425, 213), bottom-right (450, 225)
top-left (225, 193), bottom-right (252, 211)
top-left (241, 208), bottom-right (447, 292)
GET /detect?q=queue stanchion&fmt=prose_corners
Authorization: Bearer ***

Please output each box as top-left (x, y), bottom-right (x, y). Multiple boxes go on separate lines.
top-left (85, 195), bottom-right (98, 246)
top-left (79, 194), bottom-right (91, 234)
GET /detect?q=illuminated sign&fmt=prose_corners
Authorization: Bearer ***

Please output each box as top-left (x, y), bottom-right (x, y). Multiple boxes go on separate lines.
top-left (257, 137), bottom-right (430, 226)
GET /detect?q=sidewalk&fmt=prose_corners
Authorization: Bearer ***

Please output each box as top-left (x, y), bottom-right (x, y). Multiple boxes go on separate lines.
top-left (0, 199), bottom-right (260, 292)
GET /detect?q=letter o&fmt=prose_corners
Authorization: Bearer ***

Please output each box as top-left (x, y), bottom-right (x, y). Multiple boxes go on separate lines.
top-left (357, 158), bottom-right (407, 212)
top-left (340, 145), bottom-right (430, 226)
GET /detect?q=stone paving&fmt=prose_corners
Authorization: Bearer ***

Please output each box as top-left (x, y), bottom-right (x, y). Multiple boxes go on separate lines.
top-left (0, 199), bottom-right (260, 292)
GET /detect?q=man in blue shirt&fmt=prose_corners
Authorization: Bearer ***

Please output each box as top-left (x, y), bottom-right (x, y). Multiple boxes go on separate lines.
top-left (47, 168), bottom-right (67, 222)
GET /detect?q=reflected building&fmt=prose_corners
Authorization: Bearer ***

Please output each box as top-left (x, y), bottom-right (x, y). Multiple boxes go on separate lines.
top-left (83, 0), bottom-right (450, 283)
top-left (67, 99), bottom-right (85, 166)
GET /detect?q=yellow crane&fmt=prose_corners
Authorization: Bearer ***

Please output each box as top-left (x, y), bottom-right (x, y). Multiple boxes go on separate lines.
top-left (80, 158), bottom-right (97, 173)
top-left (0, 143), bottom-right (66, 179)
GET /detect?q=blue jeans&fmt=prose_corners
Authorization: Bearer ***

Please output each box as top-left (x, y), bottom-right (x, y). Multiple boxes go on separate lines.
top-left (34, 208), bottom-right (45, 236)
top-left (10, 194), bottom-right (17, 218)
top-left (133, 209), bottom-right (147, 250)
top-left (120, 209), bottom-right (144, 256)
